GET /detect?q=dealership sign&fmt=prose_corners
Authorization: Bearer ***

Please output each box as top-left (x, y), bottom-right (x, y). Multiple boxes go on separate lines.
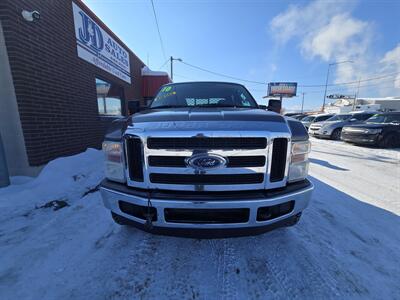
top-left (72, 2), bottom-right (131, 83)
top-left (267, 82), bottom-right (297, 97)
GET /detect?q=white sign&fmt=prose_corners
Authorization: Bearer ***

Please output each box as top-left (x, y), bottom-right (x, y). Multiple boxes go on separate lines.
top-left (268, 82), bottom-right (297, 97)
top-left (72, 2), bottom-right (131, 83)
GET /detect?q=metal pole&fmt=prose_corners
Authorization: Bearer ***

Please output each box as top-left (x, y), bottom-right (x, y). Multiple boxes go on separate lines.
top-left (0, 133), bottom-right (10, 188)
top-left (170, 56), bottom-right (173, 81)
top-left (322, 60), bottom-right (353, 112)
top-left (353, 78), bottom-right (361, 111)
top-left (301, 92), bottom-right (305, 113)
top-left (322, 64), bottom-right (331, 112)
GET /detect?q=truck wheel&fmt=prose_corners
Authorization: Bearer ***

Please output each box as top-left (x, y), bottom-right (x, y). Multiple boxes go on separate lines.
top-left (331, 128), bottom-right (342, 140)
top-left (284, 213), bottom-right (302, 227)
top-left (111, 212), bottom-right (130, 225)
top-left (380, 133), bottom-right (399, 148)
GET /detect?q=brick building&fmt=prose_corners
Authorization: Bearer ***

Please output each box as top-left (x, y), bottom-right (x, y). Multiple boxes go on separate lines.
top-left (0, 0), bottom-right (169, 176)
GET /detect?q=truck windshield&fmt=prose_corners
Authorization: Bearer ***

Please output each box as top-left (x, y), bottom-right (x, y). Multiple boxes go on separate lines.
top-left (150, 82), bottom-right (258, 109)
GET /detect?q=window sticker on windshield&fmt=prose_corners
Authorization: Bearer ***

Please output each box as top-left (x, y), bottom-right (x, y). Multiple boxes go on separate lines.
top-left (160, 86), bottom-right (173, 93)
top-left (156, 90), bottom-right (176, 100)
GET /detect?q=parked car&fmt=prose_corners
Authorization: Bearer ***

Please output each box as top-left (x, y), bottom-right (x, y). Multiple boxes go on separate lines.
top-left (284, 112), bottom-right (301, 117)
top-left (292, 114), bottom-right (308, 120)
top-left (301, 113), bottom-right (335, 130)
top-left (341, 112), bottom-right (400, 148)
top-left (100, 82), bottom-right (313, 237)
top-left (309, 111), bottom-right (376, 140)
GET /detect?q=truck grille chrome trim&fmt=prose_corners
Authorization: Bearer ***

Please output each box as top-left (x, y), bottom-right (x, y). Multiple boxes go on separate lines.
top-left (124, 132), bottom-right (291, 191)
top-left (147, 137), bottom-right (267, 149)
top-left (148, 155), bottom-right (266, 168)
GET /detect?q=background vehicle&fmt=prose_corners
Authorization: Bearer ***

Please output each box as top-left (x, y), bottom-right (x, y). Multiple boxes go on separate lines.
top-left (284, 112), bottom-right (301, 117)
top-left (309, 111), bottom-right (376, 140)
top-left (292, 114), bottom-right (308, 120)
top-left (341, 112), bottom-right (400, 148)
top-left (100, 82), bottom-right (313, 237)
top-left (284, 113), bottom-right (307, 120)
top-left (301, 113), bottom-right (335, 130)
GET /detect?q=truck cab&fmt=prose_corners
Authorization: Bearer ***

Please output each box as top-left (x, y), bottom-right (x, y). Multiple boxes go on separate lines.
top-left (100, 82), bottom-right (313, 237)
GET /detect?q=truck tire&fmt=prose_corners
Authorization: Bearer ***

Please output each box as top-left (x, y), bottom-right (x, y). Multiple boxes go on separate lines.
top-left (331, 128), bottom-right (342, 140)
top-left (284, 212), bottom-right (302, 227)
top-left (111, 212), bottom-right (130, 225)
top-left (380, 133), bottom-right (399, 148)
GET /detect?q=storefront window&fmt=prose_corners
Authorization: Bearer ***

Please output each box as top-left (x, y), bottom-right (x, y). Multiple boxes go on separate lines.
top-left (96, 78), bottom-right (124, 116)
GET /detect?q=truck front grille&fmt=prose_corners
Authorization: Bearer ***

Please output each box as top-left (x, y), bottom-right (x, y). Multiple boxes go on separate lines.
top-left (149, 173), bottom-right (265, 185)
top-left (125, 134), bottom-right (289, 191)
top-left (147, 137), bottom-right (267, 150)
top-left (148, 155), bottom-right (266, 168)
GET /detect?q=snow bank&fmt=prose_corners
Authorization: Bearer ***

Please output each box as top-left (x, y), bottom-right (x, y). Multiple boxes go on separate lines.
top-left (0, 148), bottom-right (104, 211)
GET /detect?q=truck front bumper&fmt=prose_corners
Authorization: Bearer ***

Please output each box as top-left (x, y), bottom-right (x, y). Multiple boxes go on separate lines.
top-left (100, 179), bottom-right (313, 236)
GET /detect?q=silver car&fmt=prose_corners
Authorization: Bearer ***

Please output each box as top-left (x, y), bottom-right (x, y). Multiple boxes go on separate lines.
top-left (309, 111), bottom-right (377, 140)
top-left (301, 114), bottom-right (335, 130)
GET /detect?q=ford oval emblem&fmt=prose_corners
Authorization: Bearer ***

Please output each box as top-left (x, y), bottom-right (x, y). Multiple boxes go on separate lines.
top-left (186, 154), bottom-right (227, 170)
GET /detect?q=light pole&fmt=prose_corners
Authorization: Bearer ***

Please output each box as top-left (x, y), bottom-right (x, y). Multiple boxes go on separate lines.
top-left (170, 56), bottom-right (182, 81)
top-left (301, 92), bottom-right (305, 113)
top-left (322, 60), bottom-right (353, 112)
top-left (353, 78), bottom-right (361, 111)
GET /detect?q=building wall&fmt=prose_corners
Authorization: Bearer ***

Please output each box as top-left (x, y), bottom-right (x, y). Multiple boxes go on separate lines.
top-left (0, 0), bottom-right (145, 168)
top-left (0, 21), bottom-right (39, 176)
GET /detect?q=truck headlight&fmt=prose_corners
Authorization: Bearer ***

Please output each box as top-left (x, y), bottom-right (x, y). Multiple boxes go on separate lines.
top-left (288, 141), bottom-right (310, 182)
top-left (102, 141), bottom-right (125, 182)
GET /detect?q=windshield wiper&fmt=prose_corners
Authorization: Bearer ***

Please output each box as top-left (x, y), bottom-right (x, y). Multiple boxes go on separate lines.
top-left (150, 105), bottom-right (187, 109)
top-left (193, 105), bottom-right (254, 108)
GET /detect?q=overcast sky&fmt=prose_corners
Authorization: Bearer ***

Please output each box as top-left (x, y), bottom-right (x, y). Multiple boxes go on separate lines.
top-left (83, 0), bottom-right (400, 111)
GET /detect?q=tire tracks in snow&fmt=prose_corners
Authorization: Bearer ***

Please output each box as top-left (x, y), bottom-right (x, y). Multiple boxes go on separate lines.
top-left (216, 239), bottom-right (239, 300)
top-left (253, 230), bottom-right (341, 299)
top-left (107, 230), bottom-right (161, 299)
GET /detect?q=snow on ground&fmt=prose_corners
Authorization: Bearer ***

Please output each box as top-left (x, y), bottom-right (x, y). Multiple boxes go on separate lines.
top-left (0, 141), bottom-right (399, 299)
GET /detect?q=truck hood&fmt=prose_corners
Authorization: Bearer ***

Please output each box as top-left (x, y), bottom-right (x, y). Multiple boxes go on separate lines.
top-left (131, 107), bottom-right (285, 123)
top-left (128, 107), bottom-right (288, 133)
top-left (105, 108), bottom-right (309, 142)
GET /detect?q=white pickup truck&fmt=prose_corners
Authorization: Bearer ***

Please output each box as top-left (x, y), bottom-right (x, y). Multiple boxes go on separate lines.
top-left (100, 82), bottom-right (313, 237)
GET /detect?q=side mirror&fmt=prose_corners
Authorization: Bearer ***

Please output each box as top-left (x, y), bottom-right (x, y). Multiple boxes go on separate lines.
top-left (267, 99), bottom-right (282, 114)
top-left (128, 101), bottom-right (146, 115)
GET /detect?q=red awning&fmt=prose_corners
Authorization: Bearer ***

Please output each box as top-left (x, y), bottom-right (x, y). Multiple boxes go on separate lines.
top-left (142, 67), bottom-right (171, 98)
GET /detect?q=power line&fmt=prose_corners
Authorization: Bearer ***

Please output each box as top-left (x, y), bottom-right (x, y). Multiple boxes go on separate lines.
top-left (299, 71), bottom-right (400, 88)
top-left (179, 60), bottom-right (400, 89)
top-left (158, 58), bottom-right (169, 70)
top-left (300, 77), bottom-right (400, 94)
top-left (150, 0), bottom-right (166, 59)
top-left (180, 61), bottom-right (267, 85)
